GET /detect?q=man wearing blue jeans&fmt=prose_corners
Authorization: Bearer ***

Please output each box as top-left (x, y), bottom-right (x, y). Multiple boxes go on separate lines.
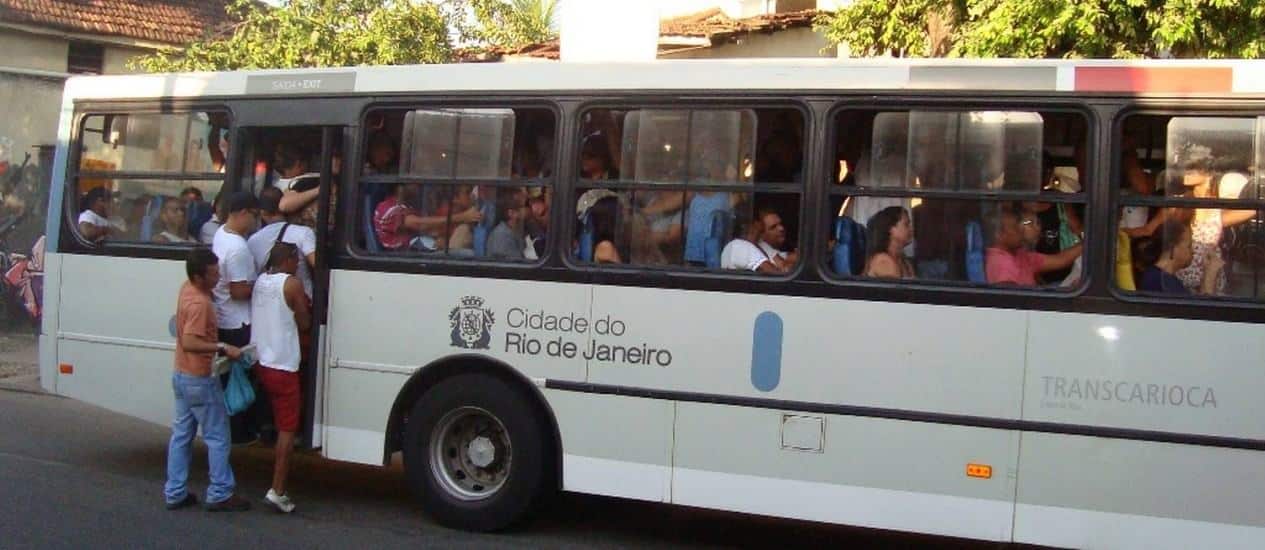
top-left (164, 246), bottom-right (250, 512)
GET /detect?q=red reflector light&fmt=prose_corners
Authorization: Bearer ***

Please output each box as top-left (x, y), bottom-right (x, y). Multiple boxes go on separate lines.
top-left (59, 363), bottom-right (73, 374)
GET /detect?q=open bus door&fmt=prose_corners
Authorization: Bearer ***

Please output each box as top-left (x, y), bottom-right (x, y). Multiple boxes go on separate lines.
top-left (233, 125), bottom-right (341, 450)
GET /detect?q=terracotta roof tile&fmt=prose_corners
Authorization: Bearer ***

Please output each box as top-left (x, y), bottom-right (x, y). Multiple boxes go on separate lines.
top-left (472, 8), bottom-right (826, 62)
top-left (0, 0), bottom-right (237, 45)
top-left (659, 8), bottom-right (820, 42)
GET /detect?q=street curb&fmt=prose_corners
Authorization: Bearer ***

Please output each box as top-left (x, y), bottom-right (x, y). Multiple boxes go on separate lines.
top-left (0, 374), bottom-right (47, 396)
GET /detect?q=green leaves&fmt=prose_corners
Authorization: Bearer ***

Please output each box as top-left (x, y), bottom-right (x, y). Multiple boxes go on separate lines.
top-left (131, 0), bottom-right (454, 72)
top-left (815, 0), bottom-right (1265, 58)
top-left (464, 0), bottom-right (558, 50)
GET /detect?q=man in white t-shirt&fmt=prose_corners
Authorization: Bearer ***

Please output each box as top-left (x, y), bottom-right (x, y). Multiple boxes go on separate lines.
top-left (248, 187), bottom-right (316, 298)
top-left (77, 187), bottom-right (113, 243)
top-left (720, 208), bottom-right (796, 274)
top-left (211, 191), bottom-right (261, 443)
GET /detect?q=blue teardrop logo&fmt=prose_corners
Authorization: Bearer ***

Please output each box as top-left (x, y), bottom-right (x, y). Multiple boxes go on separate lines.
top-left (750, 311), bottom-right (783, 392)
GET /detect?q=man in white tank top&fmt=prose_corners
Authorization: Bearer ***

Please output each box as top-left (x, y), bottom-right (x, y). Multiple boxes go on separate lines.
top-left (249, 242), bottom-right (310, 513)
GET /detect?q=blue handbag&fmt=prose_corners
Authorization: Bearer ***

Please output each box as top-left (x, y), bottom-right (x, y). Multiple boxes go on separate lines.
top-left (223, 356), bottom-right (255, 416)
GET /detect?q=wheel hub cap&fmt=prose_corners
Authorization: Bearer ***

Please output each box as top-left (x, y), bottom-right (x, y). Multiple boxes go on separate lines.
top-left (467, 435), bottom-right (496, 468)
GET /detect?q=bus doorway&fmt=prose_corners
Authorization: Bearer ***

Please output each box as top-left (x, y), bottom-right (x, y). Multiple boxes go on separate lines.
top-left (233, 125), bottom-right (341, 450)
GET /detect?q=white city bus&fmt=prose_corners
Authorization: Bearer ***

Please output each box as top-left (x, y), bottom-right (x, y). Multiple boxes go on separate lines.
top-left (40, 59), bottom-right (1265, 548)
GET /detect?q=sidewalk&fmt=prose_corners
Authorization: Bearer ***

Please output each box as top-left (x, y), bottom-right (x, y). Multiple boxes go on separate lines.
top-left (0, 331), bottom-right (40, 393)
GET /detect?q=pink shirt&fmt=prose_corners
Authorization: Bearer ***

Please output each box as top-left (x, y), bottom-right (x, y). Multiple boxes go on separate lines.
top-left (985, 247), bottom-right (1045, 286)
top-left (373, 196), bottom-right (418, 250)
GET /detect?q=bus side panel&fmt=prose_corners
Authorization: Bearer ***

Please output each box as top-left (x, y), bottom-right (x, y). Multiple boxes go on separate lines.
top-left (53, 255), bottom-right (184, 426)
top-left (1024, 312), bottom-right (1265, 439)
top-left (324, 270), bottom-right (589, 381)
top-left (587, 285), bottom-right (1027, 420)
top-left (543, 389), bottom-right (673, 502)
top-left (322, 366), bottom-right (407, 465)
top-left (1018, 312), bottom-right (1265, 548)
top-left (671, 402), bottom-right (1019, 542)
top-left (1014, 433), bottom-right (1265, 549)
top-left (323, 270), bottom-right (591, 464)
top-left (38, 251), bottom-right (62, 393)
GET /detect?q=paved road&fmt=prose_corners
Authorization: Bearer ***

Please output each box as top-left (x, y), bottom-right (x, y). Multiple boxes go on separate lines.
top-left (0, 389), bottom-right (995, 549)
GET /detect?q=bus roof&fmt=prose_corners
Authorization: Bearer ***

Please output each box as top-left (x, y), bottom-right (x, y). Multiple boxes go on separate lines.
top-left (63, 58), bottom-right (1265, 101)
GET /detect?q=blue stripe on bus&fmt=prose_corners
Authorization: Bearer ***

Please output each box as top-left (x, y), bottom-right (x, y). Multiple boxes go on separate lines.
top-left (750, 311), bottom-right (783, 392)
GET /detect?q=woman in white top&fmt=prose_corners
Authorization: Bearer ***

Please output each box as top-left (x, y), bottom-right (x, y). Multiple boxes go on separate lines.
top-left (77, 187), bottom-right (113, 242)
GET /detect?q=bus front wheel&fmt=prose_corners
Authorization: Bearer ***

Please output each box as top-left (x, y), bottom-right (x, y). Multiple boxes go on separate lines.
top-left (402, 373), bottom-right (552, 531)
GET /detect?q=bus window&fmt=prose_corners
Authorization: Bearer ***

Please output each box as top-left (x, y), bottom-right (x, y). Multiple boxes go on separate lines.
top-left (1117, 114), bottom-right (1265, 300)
top-left (357, 107), bottom-right (554, 262)
top-left (72, 111), bottom-right (228, 246)
top-left (574, 107), bottom-right (804, 273)
top-left (828, 108), bottom-right (1088, 289)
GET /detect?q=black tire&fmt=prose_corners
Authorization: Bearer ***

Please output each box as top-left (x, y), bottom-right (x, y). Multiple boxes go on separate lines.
top-left (402, 373), bottom-right (554, 532)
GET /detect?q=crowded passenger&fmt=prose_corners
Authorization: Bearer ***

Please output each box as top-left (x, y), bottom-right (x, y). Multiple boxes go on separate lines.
top-left (579, 134), bottom-right (616, 181)
top-left (486, 188), bottom-right (528, 260)
top-left (274, 144), bottom-right (324, 226)
top-left (1121, 154), bottom-right (1254, 294)
top-left (77, 187), bottom-right (113, 243)
top-left (442, 186), bottom-right (478, 254)
top-left (248, 187), bottom-right (316, 298)
top-left (576, 189), bottom-right (621, 264)
top-left (163, 247), bottom-right (249, 513)
top-left (524, 188), bottom-right (549, 259)
top-left (1056, 203), bottom-right (1086, 287)
top-left (199, 191), bottom-right (228, 245)
top-left (720, 208), bottom-right (794, 274)
top-left (863, 206), bottom-right (915, 279)
top-left (636, 190), bottom-right (684, 259)
top-left (210, 191), bottom-right (262, 444)
top-left (985, 207), bottom-right (1081, 286)
top-left (363, 132), bottom-right (398, 176)
top-left (121, 195), bottom-right (149, 240)
top-left (154, 197), bottom-right (196, 244)
top-left (1136, 219), bottom-right (1224, 295)
top-left (250, 241), bottom-right (310, 514)
top-left (373, 183), bottom-right (480, 252)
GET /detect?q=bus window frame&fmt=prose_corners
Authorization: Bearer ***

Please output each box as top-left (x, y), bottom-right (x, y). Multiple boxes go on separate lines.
top-left (1109, 104), bottom-right (1265, 309)
top-left (818, 98), bottom-right (1097, 298)
top-left (344, 99), bottom-right (562, 269)
top-left (562, 98), bottom-right (813, 282)
top-left (62, 101), bottom-right (234, 258)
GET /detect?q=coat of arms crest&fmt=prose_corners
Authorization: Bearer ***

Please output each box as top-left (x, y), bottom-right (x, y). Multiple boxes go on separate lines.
top-left (449, 296), bottom-right (494, 349)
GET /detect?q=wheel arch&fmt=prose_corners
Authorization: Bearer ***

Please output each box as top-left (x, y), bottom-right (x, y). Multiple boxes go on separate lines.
top-left (383, 353), bottom-right (562, 487)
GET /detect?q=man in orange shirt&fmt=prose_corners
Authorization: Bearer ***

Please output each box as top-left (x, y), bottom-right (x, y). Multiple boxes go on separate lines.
top-left (163, 247), bottom-right (251, 512)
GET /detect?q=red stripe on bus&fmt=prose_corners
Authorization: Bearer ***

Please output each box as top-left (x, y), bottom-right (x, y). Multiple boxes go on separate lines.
top-left (1074, 67), bottom-right (1232, 93)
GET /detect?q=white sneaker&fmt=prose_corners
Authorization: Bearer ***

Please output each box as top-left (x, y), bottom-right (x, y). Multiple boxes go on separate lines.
top-left (265, 489), bottom-right (295, 513)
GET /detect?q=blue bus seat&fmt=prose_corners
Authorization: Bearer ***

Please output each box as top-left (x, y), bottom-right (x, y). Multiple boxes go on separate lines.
top-left (831, 216), bottom-right (866, 275)
top-left (363, 193), bottom-right (382, 253)
top-left (186, 199), bottom-right (213, 240)
top-left (472, 197), bottom-right (497, 257)
top-left (577, 211), bottom-right (595, 262)
top-left (703, 210), bottom-right (735, 268)
top-left (965, 220), bottom-right (986, 283)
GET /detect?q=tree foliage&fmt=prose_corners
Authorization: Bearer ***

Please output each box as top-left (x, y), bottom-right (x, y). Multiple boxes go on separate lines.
top-left (133, 0), bottom-right (453, 72)
top-left (816, 0), bottom-right (1265, 59)
top-left (461, 0), bottom-right (559, 50)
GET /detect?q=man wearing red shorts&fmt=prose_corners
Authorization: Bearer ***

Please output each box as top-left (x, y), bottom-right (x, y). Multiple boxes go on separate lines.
top-left (249, 242), bottom-right (310, 513)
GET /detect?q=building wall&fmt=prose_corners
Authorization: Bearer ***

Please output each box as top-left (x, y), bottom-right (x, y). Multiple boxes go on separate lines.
top-left (659, 27), bottom-right (836, 59)
top-left (0, 70), bottom-right (63, 252)
top-left (0, 28), bottom-right (69, 73)
top-left (103, 45), bottom-right (149, 74)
